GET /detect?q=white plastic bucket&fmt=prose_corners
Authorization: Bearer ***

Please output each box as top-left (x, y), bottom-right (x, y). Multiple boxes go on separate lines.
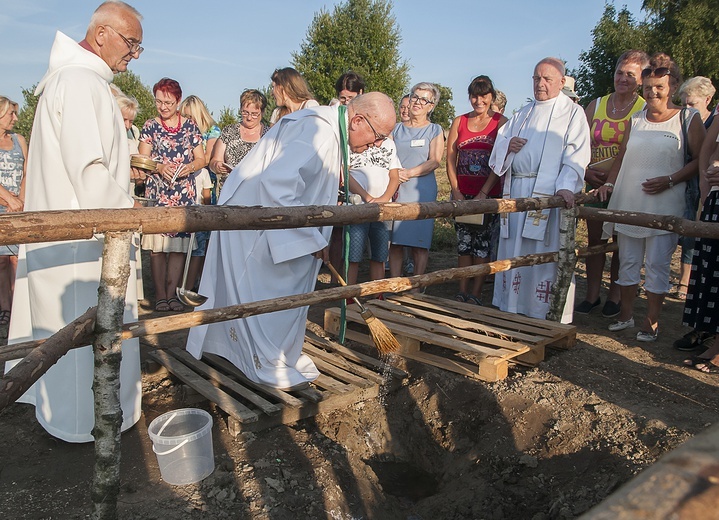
top-left (148, 408), bottom-right (214, 485)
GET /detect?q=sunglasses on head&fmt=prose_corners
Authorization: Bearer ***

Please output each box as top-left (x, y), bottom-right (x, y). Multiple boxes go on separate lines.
top-left (641, 67), bottom-right (673, 79)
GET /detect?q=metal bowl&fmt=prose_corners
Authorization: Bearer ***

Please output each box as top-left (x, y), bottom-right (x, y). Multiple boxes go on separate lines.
top-left (130, 155), bottom-right (158, 171)
top-left (133, 196), bottom-right (158, 207)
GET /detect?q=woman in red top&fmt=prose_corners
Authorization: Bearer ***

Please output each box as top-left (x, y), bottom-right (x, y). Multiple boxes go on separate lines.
top-left (446, 75), bottom-right (507, 304)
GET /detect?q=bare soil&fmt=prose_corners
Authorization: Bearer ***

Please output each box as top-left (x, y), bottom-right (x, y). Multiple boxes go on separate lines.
top-left (1, 242), bottom-right (718, 520)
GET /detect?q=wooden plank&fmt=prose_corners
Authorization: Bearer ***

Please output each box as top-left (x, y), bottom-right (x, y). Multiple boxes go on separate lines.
top-left (401, 350), bottom-right (508, 382)
top-left (148, 350), bottom-right (259, 423)
top-left (304, 345), bottom-right (375, 388)
top-left (295, 386), bottom-right (325, 403)
top-left (167, 349), bottom-right (281, 416)
top-left (202, 353), bottom-right (304, 407)
top-left (311, 374), bottom-right (353, 394)
top-left (364, 303), bottom-right (532, 354)
top-left (302, 341), bottom-right (384, 384)
top-left (327, 306), bottom-right (520, 361)
top-left (369, 298), bottom-right (545, 345)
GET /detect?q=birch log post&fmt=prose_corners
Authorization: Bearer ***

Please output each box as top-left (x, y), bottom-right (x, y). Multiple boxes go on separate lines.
top-left (91, 232), bottom-right (132, 520)
top-left (547, 207), bottom-right (578, 322)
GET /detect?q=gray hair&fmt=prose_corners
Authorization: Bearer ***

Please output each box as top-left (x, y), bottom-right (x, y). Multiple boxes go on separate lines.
top-left (411, 82), bottom-right (440, 114)
top-left (536, 57), bottom-right (566, 77)
top-left (116, 94), bottom-right (139, 119)
top-left (679, 76), bottom-right (716, 99)
top-left (89, 1), bottom-right (142, 31)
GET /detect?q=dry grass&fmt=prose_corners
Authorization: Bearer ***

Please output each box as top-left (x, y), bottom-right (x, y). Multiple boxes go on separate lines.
top-left (432, 158), bottom-right (456, 252)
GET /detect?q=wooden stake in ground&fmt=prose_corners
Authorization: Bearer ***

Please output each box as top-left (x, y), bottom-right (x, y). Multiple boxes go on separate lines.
top-left (547, 206), bottom-right (578, 322)
top-left (91, 231), bottom-right (133, 520)
top-left (325, 262), bottom-right (401, 354)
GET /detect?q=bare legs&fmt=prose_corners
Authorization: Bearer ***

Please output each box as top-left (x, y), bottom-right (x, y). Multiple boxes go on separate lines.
top-left (583, 219), bottom-right (620, 305)
top-left (457, 254), bottom-right (489, 299)
top-left (150, 252), bottom-right (185, 309)
top-left (0, 255), bottom-right (17, 321)
top-left (389, 245), bottom-right (429, 292)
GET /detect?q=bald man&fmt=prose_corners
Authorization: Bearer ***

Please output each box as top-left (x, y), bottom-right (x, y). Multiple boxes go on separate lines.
top-left (487, 57), bottom-right (591, 324)
top-left (7, 1), bottom-right (144, 442)
top-left (187, 93), bottom-right (396, 390)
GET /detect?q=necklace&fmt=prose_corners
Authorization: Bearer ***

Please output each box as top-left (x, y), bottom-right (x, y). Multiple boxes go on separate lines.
top-left (160, 114), bottom-right (182, 133)
top-left (611, 93), bottom-right (637, 115)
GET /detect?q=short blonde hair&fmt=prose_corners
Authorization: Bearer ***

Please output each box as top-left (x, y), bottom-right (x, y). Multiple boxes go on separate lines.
top-left (179, 95), bottom-right (216, 134)
top-left (411, 82), bottom-right (440, 115)
top-left (0, 96), bottom-right (17, 119)
top-left (679, 76), bottom-right (716, 99)
top-left (116, 94), bottom-right (139, 120)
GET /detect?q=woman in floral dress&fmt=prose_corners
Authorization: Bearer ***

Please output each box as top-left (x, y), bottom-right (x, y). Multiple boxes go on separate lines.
top-left (138, 78), bottom-right (205, 312)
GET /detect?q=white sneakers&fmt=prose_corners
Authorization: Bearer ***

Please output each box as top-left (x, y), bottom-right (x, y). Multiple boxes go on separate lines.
top-left (608, 317), bottom-right (634, 331)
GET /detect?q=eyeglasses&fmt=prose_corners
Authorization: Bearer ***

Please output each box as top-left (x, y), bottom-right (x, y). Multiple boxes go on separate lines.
top-left (154, 98), bottom-right (176, 108)
top-left (241, 110), bottom-right (262, 119)
top-left (105, 25), bottom-right (144, 56)
top-left (641, 67), bottom-right (674, 80)
top-left (359, 114), bottom-right (388, 147)
top-left (409, 93), bottom-right (434, 106)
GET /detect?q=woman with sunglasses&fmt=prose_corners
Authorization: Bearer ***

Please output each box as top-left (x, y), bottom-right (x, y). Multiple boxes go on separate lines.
top-left (596, 53), bottom-right (705, 342)
top-left (575, 50), bottom-right (649, 319)
top-left (138, 78), bottom-right (205, 312)
top-left (389, 82), bottom-right (445, 282)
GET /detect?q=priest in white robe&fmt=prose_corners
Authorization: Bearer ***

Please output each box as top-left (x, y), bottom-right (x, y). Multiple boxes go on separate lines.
top-left (6, 2), bottom-right (145, 442)
top-left (186, 93), bottom-right (396, 390)
top-left (487, 57), bottom-right (591, 323)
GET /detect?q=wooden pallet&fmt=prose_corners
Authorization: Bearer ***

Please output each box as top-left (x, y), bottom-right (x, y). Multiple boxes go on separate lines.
top-left (147, 329), bottom-right (407, 435)
top-left (324, 293), bottom-right (576, 382)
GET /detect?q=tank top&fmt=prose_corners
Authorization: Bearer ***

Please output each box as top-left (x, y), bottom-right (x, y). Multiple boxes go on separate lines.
top-left (590, 94), bottom-right (645, 165)
top-left (455, 112), bottom-right (503, 196)
top-left (0, 133), bottom-right (24, 213)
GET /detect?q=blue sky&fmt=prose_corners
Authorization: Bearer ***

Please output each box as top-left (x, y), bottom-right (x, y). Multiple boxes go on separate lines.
top-left (0, 0), bottom-right (646, 116)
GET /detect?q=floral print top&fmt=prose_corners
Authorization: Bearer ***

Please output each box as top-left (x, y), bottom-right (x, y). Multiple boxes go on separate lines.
top-left (140, 117), bottom-right (202, 237)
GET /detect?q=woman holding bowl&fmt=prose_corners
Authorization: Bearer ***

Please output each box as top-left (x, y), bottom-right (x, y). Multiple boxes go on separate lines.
top-left (138, 78), bottom-right (205, 312)
top-left (596, 53), bottom-right (705, 341)
top-left (209, 89), bottom-right (269, 197)
top-left (389, 82), bottom-right (445, 281)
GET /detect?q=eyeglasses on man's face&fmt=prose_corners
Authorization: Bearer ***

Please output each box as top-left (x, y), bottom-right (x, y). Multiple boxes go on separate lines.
top-left (409, 93), bottom-right (434, 106)
top-left (359, 114), bottom-right (387, 147)
top-left (241, 110), bottom-right (262, 119)
top-left (105, 25), bottom-right (144, 56)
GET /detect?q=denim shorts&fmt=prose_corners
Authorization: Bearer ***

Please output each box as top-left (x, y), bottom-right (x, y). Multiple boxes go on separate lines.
top-left (191, 231), bottom-right (210, 257)
top-left (348, 222), bottom-right (390, 263)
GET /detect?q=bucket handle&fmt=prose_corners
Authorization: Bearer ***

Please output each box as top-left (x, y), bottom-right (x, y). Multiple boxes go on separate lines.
top-left (156, 412), bottom-right (178, 437)
top-left (153, 438), bottom-right (189, 456)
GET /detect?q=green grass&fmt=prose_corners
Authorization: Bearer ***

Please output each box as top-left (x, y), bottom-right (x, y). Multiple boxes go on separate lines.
top-left (431, 158), bottom-right (457, 252)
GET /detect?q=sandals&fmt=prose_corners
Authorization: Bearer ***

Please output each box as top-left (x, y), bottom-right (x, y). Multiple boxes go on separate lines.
top-left (168, 297), bottom-right (185, 312)
top-left (676, 283), bottom-right (688, 301)
top-left (155, 299), bottom-right (170, 312)
top-left (455, 293), bottom-right (468, 302)
top-left (465, 294), bottom-right (483, 306)
top-left (0, 310), bottom-right (10, 326)
top-left (695, 361), bottom-right (719, 374)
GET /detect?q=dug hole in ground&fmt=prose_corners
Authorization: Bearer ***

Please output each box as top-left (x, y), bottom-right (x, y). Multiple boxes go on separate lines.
top-left (1, 239), bottom-right (717, 520)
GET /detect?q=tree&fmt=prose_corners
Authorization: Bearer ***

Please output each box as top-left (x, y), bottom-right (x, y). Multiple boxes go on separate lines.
top-left (112, 71), bottom-right (155, 128)
top-left (642, 0), bottom-right (719, 80)
top-left (260, 85), bottom-right (277, 127)
top-left (216, 107), bottom-right (239, 130)
top-left (430, 84), bottom-right (455, 131)
top-left (15, 85), bottom-right (39, 141)
top-left (292, 0), bottom-right (410, 105)
top-left (571, 4), bottom-right (649, 104)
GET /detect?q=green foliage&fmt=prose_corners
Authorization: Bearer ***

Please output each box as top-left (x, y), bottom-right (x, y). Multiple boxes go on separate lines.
top-left (642, 0), bottom-right (719, 80)
top-left (430, 84), bottom-right (455, 131)
top-left (572, 4), bottom-right (649, 103)
top-left (217, 107), bottom-right (239, 129)
top-left (112, 71), bottom-right (155, 128)
top-left (14, 85), bottom-right (39, 142)
top-left (260, 84), bottom-right (277, 127)
top-left (292, 0), bottom-right (410, 104)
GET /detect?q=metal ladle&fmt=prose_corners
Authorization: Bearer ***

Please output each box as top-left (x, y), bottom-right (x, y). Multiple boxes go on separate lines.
top-left (176, 232), bottom-right (208, 307)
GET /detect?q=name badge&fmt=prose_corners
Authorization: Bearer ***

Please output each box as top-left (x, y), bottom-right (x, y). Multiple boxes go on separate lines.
top-left (468, 164), bottom-right (481, 173)
top-left (410, 139), bottom-right (426, 147)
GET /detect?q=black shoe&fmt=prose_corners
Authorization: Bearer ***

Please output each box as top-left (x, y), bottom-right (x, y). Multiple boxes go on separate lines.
top-left (674, 330), bottom-right (715, 351)
top-left (601, 300), bottom-right (621, 318)
top-left (575, 298), bottom-right (601, 315)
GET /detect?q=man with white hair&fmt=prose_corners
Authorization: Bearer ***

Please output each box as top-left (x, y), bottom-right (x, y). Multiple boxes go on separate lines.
top-left (187, 92), bottom-right (396, 390)
top-left (7, 1), bottom-right (144, 442)
top-left (486, 57), bottom-right (591, 323)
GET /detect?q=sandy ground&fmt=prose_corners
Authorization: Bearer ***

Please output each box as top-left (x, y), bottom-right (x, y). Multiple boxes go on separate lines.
top-left (1, 241), bottom-right (718, 520)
